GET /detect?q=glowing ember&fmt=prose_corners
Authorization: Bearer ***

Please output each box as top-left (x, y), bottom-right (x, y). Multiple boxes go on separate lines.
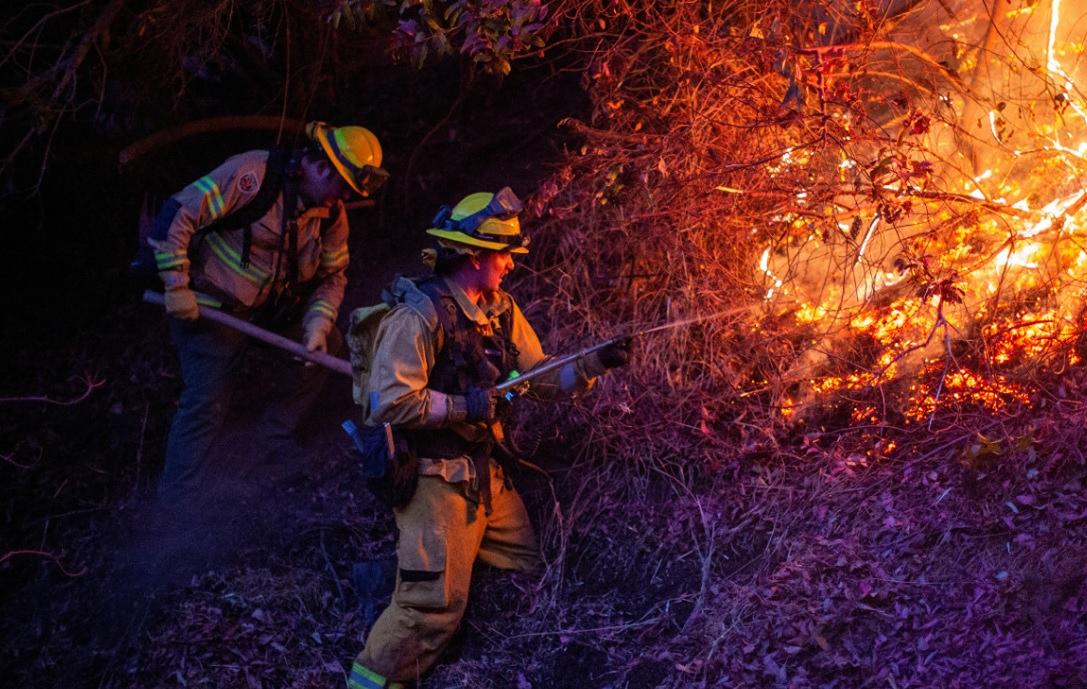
top-left (756, 0), bottom-right (1087, 424)
top-left (905, 369), bottom-right (1033, 422)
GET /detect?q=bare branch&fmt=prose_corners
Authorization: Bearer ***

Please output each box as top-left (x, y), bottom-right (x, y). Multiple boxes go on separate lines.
top-left (0, 549), bottom-right (87, 577)
top-left (0, 373), bottom-right (106, 406)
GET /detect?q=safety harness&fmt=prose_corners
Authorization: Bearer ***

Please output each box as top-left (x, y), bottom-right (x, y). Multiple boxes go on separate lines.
top-left (407, 276), bottom-right (521, 513)
top-left (347, 276), bottom-right (524, 513)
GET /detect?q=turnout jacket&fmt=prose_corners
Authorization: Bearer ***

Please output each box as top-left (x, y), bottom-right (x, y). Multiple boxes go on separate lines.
top-left (367, 276), bottom-right (609, 485)
top-left (150, 150), bottom-right (350, 331)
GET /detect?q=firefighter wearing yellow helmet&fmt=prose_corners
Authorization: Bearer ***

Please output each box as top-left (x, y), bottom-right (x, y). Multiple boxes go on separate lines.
top-left (148, 121), bottom-right (388, 501)
top-left (425, 187), bottom-right (530, 254)
top-left (307, 121), bottom-right (387, 198)
top-left (345, 188), bottom-right (631, 688)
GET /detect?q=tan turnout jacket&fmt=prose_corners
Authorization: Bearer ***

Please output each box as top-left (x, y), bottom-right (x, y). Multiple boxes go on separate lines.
top-left (366, 276), bottom-right (608, 484)
top-left (150, 150), bottom-right (350, 332)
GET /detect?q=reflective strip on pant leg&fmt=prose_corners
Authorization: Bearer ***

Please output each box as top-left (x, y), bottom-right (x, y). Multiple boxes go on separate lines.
top-left (348, 662), bottom-right (387, 689)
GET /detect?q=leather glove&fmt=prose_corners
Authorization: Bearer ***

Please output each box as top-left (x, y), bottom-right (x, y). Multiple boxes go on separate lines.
top-left (303, 321), bottom-right (330, 353)
top-left (163, 286), bottom-right (199, 320)
top-left (465, 386), bottom-right (501, 423)
top-left (598, 337), bottom-right (632, 369)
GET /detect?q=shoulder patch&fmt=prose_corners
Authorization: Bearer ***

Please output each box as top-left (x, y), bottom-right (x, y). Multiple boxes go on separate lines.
top-left (237, 172), bottom-right (259, 194)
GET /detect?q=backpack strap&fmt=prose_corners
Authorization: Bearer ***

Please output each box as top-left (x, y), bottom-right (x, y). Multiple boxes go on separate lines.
top-left (494, 293), bottom-right (521, 366)
top-left (196, 147), bottom-right (293, 268)
top-left (240, 226), bottom-right (253, 269)
top-left (416, 278), bottom-right (474, 386)
top-left (283, 172), bottom-right (300, 286)
top-left (197, 148), bottom-right (290, 237)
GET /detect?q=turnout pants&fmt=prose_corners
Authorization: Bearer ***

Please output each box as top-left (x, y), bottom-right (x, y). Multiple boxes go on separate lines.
top-left (159, 316), bottom-right (343, 500)
top-left (350, 462), bottom-right (539, 686)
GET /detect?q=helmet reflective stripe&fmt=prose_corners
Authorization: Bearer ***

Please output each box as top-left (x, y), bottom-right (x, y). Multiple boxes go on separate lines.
top-left (329, 126), bottom-right (379, 165)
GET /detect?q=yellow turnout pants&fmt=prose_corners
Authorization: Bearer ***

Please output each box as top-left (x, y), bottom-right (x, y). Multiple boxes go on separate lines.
top-left (352, 462), bottom-right (539, 684)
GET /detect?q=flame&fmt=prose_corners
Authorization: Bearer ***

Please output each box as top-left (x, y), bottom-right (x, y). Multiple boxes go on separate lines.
top-left (983, 310), bottom-right (1081, 365)
top-left (794, 303), bottom-right (828, 323)
top-left (754, 0), bottom-right (1087, 425)
top-left (1048, 0), bottom-right (1087, 122)
top-left (905, 369), bottom-right (1033, 422)
top-left (765, 0), bottom-right (1087, 421)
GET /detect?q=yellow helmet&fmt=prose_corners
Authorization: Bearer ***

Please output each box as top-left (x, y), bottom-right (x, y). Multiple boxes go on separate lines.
top-left (426, 187), bottom-right (529, 254)
top-left (306, 121), bottom-right (388, 197)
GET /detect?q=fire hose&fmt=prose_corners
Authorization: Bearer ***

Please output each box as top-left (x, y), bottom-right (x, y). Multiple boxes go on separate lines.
top-left (496, 306), bottom-right (752, 394)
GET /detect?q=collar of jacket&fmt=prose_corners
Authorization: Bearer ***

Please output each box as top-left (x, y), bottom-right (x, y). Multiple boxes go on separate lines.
top-left (440, 275), bottom-right (510, 327)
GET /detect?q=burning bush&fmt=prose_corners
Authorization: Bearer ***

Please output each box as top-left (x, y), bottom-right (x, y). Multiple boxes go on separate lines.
top-left (524, 0), bottom-right (1087, 460)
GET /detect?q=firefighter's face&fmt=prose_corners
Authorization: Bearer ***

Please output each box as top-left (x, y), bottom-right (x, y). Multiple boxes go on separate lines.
top-left (476, 250), bottom-right (515, 293)
top-left (302, 159), bottom-right (353, 207)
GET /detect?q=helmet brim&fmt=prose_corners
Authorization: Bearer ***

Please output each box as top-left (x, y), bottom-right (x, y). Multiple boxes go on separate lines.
top-left (314, 127), bottom-right (366, 197)
top-left (426, 229), bottom-right (529, 254)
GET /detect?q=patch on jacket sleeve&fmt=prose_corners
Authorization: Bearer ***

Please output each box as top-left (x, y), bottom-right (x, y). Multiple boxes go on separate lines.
top-left (237, 172), bottom-right (259, 194)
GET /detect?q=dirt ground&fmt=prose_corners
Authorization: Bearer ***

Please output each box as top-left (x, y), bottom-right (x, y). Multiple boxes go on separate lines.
top-left (4, 289), bottom-right (1087, 689)
top-left (0, 302), bottom-right (651, 688)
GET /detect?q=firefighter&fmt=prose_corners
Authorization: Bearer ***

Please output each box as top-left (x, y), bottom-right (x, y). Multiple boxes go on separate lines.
top-left (151, 122), bottom-right (388, 501)
top-left (347, 188), bottom-right (630, 688)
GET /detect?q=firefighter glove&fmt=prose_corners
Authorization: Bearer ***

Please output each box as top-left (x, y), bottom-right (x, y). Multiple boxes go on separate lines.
top-left (598, 337), bottom-right (632, 369)
top-left (465, 386), bottom-right (501, 422)
top-left (164, 286), bottom-right (199, 320)
top-left (303, 318), bottom-right (331, 353)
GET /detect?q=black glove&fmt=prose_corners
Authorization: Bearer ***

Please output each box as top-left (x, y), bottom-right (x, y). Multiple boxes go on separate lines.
top-left (465, 386), bottom-right (501, 422)
top-left (598, 337), bottom-right (632, 369)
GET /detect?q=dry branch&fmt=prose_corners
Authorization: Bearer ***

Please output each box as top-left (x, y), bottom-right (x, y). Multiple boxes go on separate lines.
top-left (0, 549), bottom-right (86, 577)
top-left (2, 0), bottom-right (127, 180)
top-left (0, 373), bottom-right (106, 406)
